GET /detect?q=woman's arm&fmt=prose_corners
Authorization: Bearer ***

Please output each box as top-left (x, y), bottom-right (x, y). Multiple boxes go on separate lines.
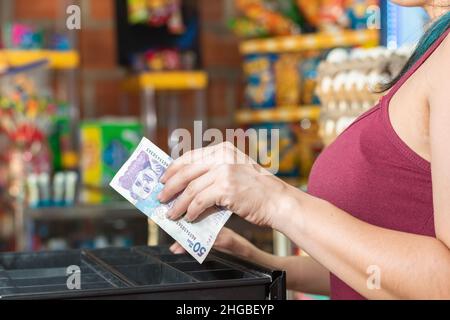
top-left (277, 190), bottom-right (450, 299)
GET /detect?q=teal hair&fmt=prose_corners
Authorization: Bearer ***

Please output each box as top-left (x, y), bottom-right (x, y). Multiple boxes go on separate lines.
top-left (381, 10), bottom-right (450, 91)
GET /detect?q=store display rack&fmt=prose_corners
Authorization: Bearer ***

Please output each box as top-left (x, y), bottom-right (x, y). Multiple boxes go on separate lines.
top-left (235, 105), bottom-right (320, 125)
top-left (1, 54), bottom-right (81, 251)
top-left (0, 0), bottom-right (83, 252)
top-left (236, 30), bottom-right (380, 127)
top-left (240, 29), bottom-right (380, 55)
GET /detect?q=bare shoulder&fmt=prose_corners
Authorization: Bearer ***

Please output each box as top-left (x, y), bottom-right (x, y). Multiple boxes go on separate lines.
top-left (423, 31), bottom-right (450, 103)
top-left (427, 31), bottom-right (450, 74)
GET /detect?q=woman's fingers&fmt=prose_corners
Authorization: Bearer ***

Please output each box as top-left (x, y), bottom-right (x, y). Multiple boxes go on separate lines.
top-left (160, 145), bottom-right (218, 183)
top-left (161, 142), bottom-right (238, 184)
top-left (160, 146), bottom-right (234, 205)
top-left (184, 184), bottom-right (222, 222)
top-left (158, 163), bottom-right (209, 203)
top-left (166, 170), bottom-right (216, 220)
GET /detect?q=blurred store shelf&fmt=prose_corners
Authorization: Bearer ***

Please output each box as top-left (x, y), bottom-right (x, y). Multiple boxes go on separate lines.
top-left (235, 105), bottom-right (321, 125)
top-left (25, 202), bottom-right (140, 221)
top-left (0, 50), bottom-right (80, 69)
top-left (122, 71), bottom-right (208, 92)
top-left (239, 29), bottom-right (379, 55)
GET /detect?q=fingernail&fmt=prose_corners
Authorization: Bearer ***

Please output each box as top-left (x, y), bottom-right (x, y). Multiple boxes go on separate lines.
top-left (167, 210), bottom-right (175, 220)
top-left (160, 173), bottom-right (166, 183)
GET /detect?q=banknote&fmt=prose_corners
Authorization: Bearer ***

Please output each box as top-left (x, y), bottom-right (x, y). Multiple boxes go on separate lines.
top-left (110, 137), bottom-right (232, 263)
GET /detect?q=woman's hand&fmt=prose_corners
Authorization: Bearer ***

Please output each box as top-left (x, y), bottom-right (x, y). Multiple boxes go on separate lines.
top-left (158, 142), bottom-right (289, 229)
top-left (169, 227), bottom-right (254, 259)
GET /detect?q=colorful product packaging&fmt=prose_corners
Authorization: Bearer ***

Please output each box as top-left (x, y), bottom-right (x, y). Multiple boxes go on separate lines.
top-left (228, 17), bottom-right (269, 38)
top-left (251, 123), bottom-right (301, 177)
top-left (244, 54), bottom-right (277, 109)
top-left (346, 0), bottom-right (374, 30)
top-left (3, 23), bottom-right (44, 49)
top-left (80, 119), bottom-right (143, 204)
top-left (250, 120), bottom-right (322, 180)
top-left (274, 54), bottom-right (302, 106)
top-left (300, 54), bottom-right (322, 105)
top-left (127, 0), bottom-right (149, 24)
top-left (235, 0), bottom-right (300, 36)
top-left (296, 0), bottom-right (322, 28)
top-left (245, 53), bottom-right (304, 108)
top-left (48, 102), bottom-right (72, 171)
top-left (127, 0), bottom-right (184, 34)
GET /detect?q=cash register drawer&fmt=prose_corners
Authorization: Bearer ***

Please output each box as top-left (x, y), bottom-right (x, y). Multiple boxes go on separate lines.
top-left (0, 246), bottom-right (286, 300)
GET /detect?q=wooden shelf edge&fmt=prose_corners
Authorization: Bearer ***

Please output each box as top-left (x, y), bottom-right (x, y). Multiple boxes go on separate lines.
top-left (235, 106), bottom-right (321, 125)
top-left (0, 50), bottom-right (80, 69)
top-left (122, 71), bottom-right (208, 92)
top-left (240, 29), bottom-right (380, 55)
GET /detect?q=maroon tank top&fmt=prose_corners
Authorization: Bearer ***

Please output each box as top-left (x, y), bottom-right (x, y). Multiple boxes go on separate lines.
top-left (307, 29), bottom-right (450, 300)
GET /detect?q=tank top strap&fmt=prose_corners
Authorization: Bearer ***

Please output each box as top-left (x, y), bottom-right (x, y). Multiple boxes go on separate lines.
top-left (385, 28), bottom-right (450, 101)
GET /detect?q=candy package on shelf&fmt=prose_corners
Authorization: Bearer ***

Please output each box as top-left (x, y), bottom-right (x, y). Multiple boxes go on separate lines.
top-left (228, 18), bottom-right (269, 38)
top-left (296, 0), bottom-right (379, 32)
top-left (265, 0), bottom-right (305, 28)
top-left (244, 53), bottom-right (306, 109)
top-left (4, 23), bottom-right (44, 49)
top-left (146, 49), bottom-right (180, 71)
top-left (235, 0), bottom-right (301, 36)
top-left (346, 0), bottom-right (374, 30)
top-left (274, 53), bottom-right (302, 106)
top-left (316, 0), bottom-right (349, 32)
top-left (127, 0), bottom-right (185, 34)
top-left (248, 119), bottom-right (322, 181)
top-left (232, 0), bottom-right (380, 38)
top-left (250, 123), bottom-right (301, 178)
top-left (296, 0), bottom-right (322, 29)
top-left (130, 48), bottom-right (197, 72)
top-left (300, 52), bottom-right (324, 105)
top-left (2, 23), bottom-right (72, 50)
top-left (47, 101), bottom-right (73, 171)
top-left (128, 0), bottom-right (150, 24)
top-left (244, 54), bottom-right (277, 109)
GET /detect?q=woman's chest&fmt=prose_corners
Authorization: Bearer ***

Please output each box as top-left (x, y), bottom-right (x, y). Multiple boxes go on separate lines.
top-left (308, 106), bottom-right (434, 235)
